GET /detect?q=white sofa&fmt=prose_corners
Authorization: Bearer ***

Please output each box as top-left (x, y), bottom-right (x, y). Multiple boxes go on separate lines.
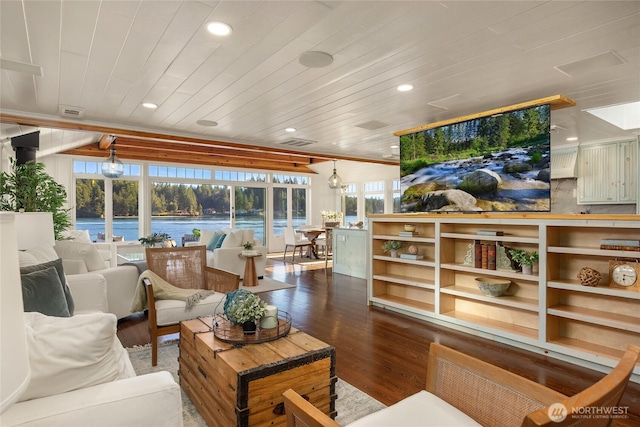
top-left (186, 228), bottom-right (267, 279)
top-left (19, 238), bottom-right (141, 320)
top-left (3, 272), bottom-right (183, 427)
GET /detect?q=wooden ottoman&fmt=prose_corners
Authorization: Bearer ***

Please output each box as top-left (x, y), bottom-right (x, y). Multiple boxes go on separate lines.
top-left (179, 316), bottom-right (336, 427)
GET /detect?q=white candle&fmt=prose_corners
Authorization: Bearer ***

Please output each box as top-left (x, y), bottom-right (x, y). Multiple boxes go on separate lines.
top-left (260, 305), bottom-right (278, 329)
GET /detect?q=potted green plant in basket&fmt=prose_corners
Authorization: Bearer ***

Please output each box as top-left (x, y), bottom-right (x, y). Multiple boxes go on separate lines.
top-left (224, 290), bottom-right (267, 334)
top-left (508, 249), bottom-right (538, 275)
top-left (382, 240), bottom-right (403, 258)
top-left (0, 158), bottom-right (71, 239)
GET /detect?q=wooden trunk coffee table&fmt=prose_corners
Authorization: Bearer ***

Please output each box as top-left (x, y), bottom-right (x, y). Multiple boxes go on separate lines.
top-left (179, 316), bottom-right (336, 427)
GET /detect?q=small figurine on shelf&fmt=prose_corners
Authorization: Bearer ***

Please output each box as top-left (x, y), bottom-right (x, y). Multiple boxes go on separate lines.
top-left (382, 240), bottom-right (403, 258)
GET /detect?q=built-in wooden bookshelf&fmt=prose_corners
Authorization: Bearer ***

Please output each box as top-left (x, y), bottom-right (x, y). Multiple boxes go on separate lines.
top-left (368, 213), bottom-right (640, 378)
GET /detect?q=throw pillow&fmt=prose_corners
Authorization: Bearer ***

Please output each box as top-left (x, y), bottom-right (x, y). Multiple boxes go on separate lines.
top-left (199, 230), bottom-right (217, 246)
top-left (206, 232), bottom-right (224, 251)
top-left (23, 245), bottom-right (59, 264)
top-left (242, 229), bottom-right (256, 246)
top-left (54, 240), bottom-right (108, 272)
top-left (215, 233), bottom-right (227, 249)
top-left (220, 229), bottom-right (243, 248)
top-left (21, 266), bottom-right (71, 317)
top-left (21, 258), bottom-right (75, 315)
top-left (59, 229), bottom-right (92, 243)
top-left (18, 251), bottom-right (39, 267)
top-left (18, 311), bottom-right (135, 402)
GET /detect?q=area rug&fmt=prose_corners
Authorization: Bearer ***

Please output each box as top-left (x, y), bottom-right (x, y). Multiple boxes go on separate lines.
top-left (240, 276), bottom-right (295, 293)
top-left (127, 341), bottom-right (386, 426)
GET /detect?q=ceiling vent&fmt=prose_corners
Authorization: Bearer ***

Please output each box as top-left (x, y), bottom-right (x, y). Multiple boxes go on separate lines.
top-left (279, 138), bottom-right (316, 147)
top-left (555, 51), bottom-right (625, 77)
top-left (59, 105), bottom-right (85, 119)
top-left (355, 120), bottom-right (389, 130)
top-left (551, 147), bottom-right (578, 179)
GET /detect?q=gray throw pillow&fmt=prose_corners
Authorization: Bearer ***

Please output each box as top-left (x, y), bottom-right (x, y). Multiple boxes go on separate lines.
top-left (20, 258), bottom-right (75, 315)
top-left (21, 266), bottom-right (71, 317)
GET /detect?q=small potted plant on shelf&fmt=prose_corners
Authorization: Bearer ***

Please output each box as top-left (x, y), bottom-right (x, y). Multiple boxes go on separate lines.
top-left (224, 290), bottom-right (267, 334)
top-left (382, 240), bottom-right (403, 258)
top-left (508, 249), bottom-right (538, 275)
top-left (138, 232), bottom-right (172, 248)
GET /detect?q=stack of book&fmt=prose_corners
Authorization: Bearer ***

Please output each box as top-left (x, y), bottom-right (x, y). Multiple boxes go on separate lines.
top-left (477, 230), bottom-right (504, 236)
top-left (475, 241), bottom-right (496, 270)
top-left (398, 231), bottom-right (418, 237)
top-left (400, 253), bottom-right (424, 260)
top-left (600, 239), bottom-right (640, 251)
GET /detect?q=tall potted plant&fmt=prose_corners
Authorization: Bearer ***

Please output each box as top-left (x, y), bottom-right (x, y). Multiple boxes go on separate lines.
top-left (0, 159), bottom-right (71, 239)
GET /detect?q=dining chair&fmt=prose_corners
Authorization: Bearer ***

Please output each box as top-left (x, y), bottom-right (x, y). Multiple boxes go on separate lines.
top-left (143, 245), bottom-right (239, 365)
top-left (283, 227), bottom-right (312, 263)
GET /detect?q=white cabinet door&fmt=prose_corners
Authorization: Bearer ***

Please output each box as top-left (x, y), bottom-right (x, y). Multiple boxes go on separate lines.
top-left (578, 143), bottom-right (618, 203)
top-left (578, 140), bottom-right (637, 204)
top-left (619, 140), bottom-right (637, 202)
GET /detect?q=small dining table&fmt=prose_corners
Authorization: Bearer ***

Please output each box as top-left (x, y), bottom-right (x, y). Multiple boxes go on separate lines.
top-left (295, 228), bottom-right (326, 259)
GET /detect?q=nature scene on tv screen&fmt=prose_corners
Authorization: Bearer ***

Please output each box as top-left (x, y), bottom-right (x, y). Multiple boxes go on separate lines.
top-left (399, 104), bottom-right (551, 212)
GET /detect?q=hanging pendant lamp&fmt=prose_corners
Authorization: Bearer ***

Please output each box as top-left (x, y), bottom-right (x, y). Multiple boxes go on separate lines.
top-left (328, 160), bottom-right (342, 189)
top-left (101, 137), bottom-right (124, 178)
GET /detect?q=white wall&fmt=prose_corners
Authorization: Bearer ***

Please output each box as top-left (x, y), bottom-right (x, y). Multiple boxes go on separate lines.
top-left (307, 160), bottom-right (399, 225)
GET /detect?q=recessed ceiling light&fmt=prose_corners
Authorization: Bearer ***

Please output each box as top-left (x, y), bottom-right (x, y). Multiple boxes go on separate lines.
top-left (397, 84), bottom-right (414, 92)
top-left (206, 21), bottom-right (232, 36)
top-left (566, 137), bottom-right (578, 141)
top-left (585, 101), bottom-right (640, 130)
top-left (390, 145), bottom-right (399, 149)
top-left (197, 119), bottom-right (218, 127)
top-left (142, 102), bottom-right (158, 109)
top-left (285, 127), bottom-right (296, 132)
top-left (299, 51), bottom-right (333, 68)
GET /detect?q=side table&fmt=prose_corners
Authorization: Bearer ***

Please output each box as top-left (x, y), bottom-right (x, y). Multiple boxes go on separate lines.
top-left (238, 252), bottom-right (262, 286)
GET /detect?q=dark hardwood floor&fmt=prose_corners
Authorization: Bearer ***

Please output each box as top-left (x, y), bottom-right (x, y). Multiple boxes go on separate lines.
top-left (117, 257), bottom-right (640, 426)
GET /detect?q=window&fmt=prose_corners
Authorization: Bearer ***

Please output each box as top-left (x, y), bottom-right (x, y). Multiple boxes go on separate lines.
top-left (392, 180), bottom-right (402, 213)
top-left (151, 183), bottom-right (231, 245)
top-left (342, 184), bottom-right (358, 224)
top-left (364, 181), bottom-right (384, 226)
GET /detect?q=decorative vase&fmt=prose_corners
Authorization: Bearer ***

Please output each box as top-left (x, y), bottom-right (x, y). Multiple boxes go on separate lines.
top-left (522, 265), bottom-right (533, 275)
top-left (390, 249), bottom-right (398, 258)
top-left (242, 321), bottom-right (257, 334)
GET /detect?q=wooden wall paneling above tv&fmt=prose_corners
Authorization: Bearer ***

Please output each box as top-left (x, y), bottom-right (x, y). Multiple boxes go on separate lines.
top-left (394, 95), bottom-right (575, 137)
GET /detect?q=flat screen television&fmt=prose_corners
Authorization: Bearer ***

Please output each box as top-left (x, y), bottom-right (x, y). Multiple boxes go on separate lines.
top-left (399, 103), bottom-right (551, 212)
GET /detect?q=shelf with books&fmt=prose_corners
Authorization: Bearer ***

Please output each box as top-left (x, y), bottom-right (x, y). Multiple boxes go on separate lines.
top-left (368, 214), bottom-right (640, 376)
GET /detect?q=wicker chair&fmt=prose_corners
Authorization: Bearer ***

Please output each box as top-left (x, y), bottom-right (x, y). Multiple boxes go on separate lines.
top-left (282, 343), bottom-right (640, 427)
top-left (143, 245), bottom-right (239, 366)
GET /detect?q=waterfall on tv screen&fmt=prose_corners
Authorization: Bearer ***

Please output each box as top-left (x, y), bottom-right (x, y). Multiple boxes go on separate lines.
top-left (399, 104), bottom-right (551, 213)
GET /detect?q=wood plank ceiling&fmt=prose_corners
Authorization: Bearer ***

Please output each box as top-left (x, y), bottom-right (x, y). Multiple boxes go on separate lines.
top-left (0, 1), bottom-right (638, 172)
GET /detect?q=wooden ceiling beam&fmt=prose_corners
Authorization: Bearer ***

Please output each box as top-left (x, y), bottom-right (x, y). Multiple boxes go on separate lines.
top-left (98, 134), bottom-right (113, 150)
top-left (113, 137), bottom-right (313, 165)
top-left (63, 145), bottom-right (316, 174)
top-left (394, 95), bottom-right (576, 136)
top-left (0, 112), bottom-right (399, 168)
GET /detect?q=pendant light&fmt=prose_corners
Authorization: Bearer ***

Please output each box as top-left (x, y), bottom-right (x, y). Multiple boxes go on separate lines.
top-left (328, 160), bottom-right (342, 189)
top-left (101, 137), bottom-right (124, 178)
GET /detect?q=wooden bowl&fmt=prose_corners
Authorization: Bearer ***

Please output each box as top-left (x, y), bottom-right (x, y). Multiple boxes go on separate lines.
top-left (475, 278), bottom-right (511, 297)
top-left (404, 224), bottom-right (416, 232)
